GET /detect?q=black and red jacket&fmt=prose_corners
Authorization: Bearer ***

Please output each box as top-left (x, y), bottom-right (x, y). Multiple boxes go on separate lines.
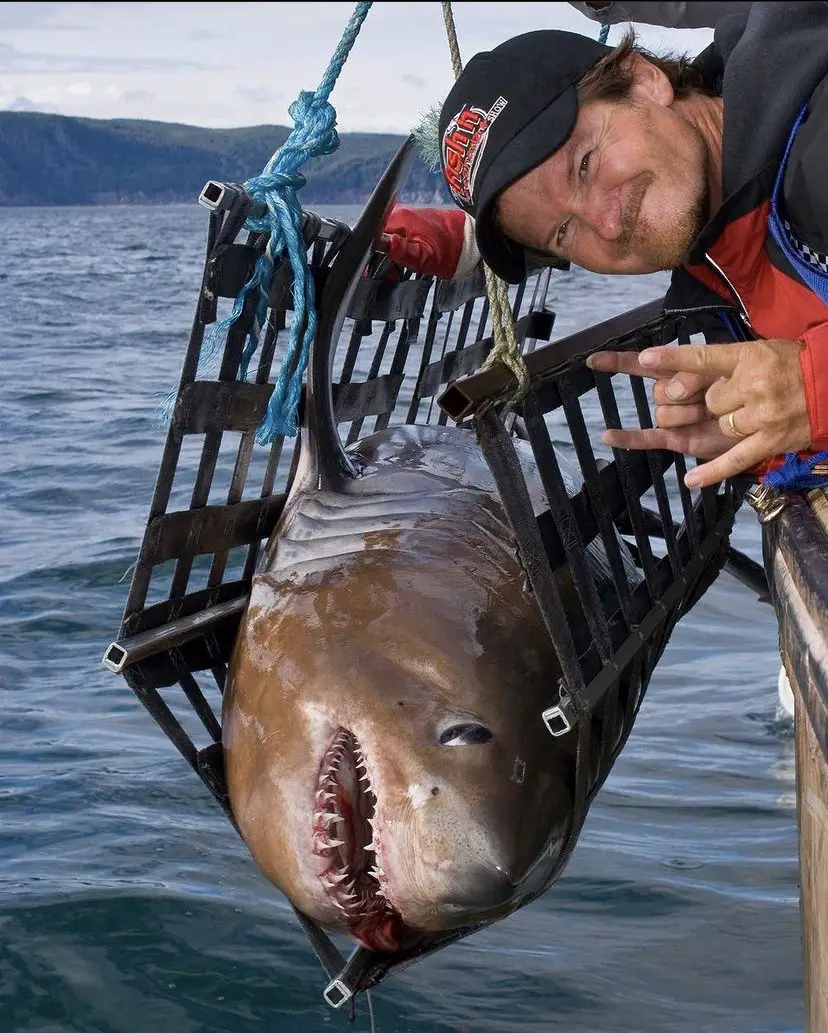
top-left (664, 1), bottom-right (828, 476)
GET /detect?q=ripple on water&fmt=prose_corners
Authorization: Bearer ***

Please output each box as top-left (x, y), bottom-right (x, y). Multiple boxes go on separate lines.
top-left (0, 203), bottom-right (802, 1033)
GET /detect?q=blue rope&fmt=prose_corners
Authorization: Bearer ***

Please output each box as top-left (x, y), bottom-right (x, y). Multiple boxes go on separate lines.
top-left (598, 23), bottom-right (610, 45)
top-left (764, 451), bottom-right (828, 491)
top-left (170, 2), bottom-right (373, 444)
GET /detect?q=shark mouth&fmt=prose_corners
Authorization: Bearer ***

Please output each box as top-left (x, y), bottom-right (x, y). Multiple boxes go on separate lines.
top-left (313, 728), bottom-right (405, 951)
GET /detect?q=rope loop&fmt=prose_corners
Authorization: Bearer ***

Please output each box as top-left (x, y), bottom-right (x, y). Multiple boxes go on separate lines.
top-left (159, 2), bottom-right (373, 442)
top-left (441, 1), bottom-right (529, 409)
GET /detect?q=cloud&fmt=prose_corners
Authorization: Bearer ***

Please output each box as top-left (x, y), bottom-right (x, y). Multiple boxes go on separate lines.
top-left (0, 3), bottom-right (83, 31)
top-left (234, 85), bottom-right (279, 105)
top-left (401, 73), bottom-right (427, 90)
top-left (0, 40), bottom-right (222, 74)
top-left (66, 81), bottom-right (92, 97)
top-left (6, 96), bottom-right (39, 112)
top-left (119, 88), bottom-right (157, 105)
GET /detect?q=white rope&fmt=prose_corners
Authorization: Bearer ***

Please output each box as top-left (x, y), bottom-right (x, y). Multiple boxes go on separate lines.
top-left (441, 1), bottom-right (530, 398)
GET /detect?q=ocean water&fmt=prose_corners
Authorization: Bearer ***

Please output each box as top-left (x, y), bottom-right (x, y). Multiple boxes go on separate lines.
top-left (0, 203), bottom-right (802, 1033)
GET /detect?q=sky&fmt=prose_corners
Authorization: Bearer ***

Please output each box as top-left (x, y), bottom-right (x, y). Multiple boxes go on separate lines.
top-left (0, 2), bottom-right (715, 134)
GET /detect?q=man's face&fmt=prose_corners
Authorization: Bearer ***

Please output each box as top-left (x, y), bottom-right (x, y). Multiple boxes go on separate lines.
top-left (496, 85), bottom-right (712, 276)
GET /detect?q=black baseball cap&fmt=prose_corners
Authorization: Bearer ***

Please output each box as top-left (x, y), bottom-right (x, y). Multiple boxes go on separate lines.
top-left (439, 30), bottom-right (611, 283)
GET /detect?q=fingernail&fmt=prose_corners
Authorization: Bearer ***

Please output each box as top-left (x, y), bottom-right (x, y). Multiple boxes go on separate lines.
top-left (666, 381), bottom-right (686, 401)
top-left (586, 355), bottom-right (596, 369)
top-left (638, 350), bottom-right (657, 367)
top-left (684, 471), bottom-right (701, 488)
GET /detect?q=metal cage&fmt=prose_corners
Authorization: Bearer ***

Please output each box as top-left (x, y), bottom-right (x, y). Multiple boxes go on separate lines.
top-left (103, 151), bottom-right (749, 1006)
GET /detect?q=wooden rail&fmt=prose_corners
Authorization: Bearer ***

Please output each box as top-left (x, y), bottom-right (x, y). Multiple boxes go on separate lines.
top-left (762, 487), bottom-right (828, 1030)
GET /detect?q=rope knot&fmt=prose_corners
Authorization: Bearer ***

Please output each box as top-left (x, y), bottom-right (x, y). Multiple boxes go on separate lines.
top-left (246, 169), bottom-right (307, 196)
top-left (159, 2), bottom-right (373, 445)
top-left (287, 90), bottom-right (340, 157)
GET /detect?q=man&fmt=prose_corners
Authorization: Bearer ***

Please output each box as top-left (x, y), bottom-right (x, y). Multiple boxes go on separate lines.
top-left (385, 3), bottom-right (828, 490)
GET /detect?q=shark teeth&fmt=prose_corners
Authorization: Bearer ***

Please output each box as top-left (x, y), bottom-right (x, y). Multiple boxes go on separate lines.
top-left (313, 728), bottom-right (395, 928)
top-left (322, 871), bottom-right (349, 886)
top-left (314, 811), bottom-right (341, 827)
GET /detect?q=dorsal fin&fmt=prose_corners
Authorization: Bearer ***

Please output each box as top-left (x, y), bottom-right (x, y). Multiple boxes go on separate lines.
top-left (303, 136), bottom-right (417, 489)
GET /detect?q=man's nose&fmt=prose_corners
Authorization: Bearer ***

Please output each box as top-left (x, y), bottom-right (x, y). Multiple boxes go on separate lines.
top-left (575, 190), bottom-right (623, 241)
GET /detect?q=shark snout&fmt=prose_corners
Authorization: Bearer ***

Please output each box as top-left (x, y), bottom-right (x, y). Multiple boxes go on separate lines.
top-left (440, 863), bottom-right (519, 909)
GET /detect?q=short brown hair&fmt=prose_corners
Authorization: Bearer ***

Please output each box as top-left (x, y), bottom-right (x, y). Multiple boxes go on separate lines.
top-left (576, 28), bottom-right (719, 103)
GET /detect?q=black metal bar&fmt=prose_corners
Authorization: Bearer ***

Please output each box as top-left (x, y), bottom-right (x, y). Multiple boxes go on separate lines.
top-left (438, 298), bottom-right (669, 422)
top-left (406, 299), bottom-right (444, 423)
top-left (556, 373), bottom-right (636, 628)
top-left (344, 321), bottom-right (395, 444)
top-left (336, 317), bottom-right (369, 386)
top-left (575, 496), bottom-right (733, 716)
top-left (523, 268), bottom-right (553, 353)
top-left (139, 495), bottom-right (286, 567)
top-left (521, 395), bottom-right (614, 663)
top-left (426, 307), bottom-right (457, 425)
top-left (673, 454), bottom-right (700, 553)
top-left (629, 376), bottom-right (683, 583)
top-left (103, 595), bottom-right (248, 673)
top-left (178, 670), bottom-right (222, 743)
top-left (475, 408), bottom-right (588, 705)
top-left (592, 372), bottom-right (660, 593)
top-left (131, 684), bottom-right (200, 769)
top-left (437, 291), bottom-right (478, 427)
top-left (333, 373), bottom-right (405, 423)
top-left (123, 212), bottom-right (226, 622)
top-left (377, 309), bottom-right (421, 433)
top-left (169, 283), bottom-right (259, 600)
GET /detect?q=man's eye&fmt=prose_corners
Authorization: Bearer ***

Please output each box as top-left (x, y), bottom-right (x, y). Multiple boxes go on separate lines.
top-left (579, 151), bottom-right (591, 178)
top-left (556, 219), bottom-right (570, 248)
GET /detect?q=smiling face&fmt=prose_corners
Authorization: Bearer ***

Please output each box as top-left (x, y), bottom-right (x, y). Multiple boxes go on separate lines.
top-left (495, 56), bottom-right (715, 275)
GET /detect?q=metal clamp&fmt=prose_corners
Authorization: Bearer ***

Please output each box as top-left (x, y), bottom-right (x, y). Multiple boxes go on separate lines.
top-left (745, 482), bottom-right (789, 524)
top-left (323, 977), bottom-right (354, 1009)
top-left (198, 180), bottom-right (266, 220)
top-left (541, 684), bottom-right (576, 738)
top-left (198, 180), bottom-right (239, 213)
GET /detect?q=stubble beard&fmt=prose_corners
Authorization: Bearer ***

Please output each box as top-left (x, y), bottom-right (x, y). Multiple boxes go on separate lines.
top-left (612, 129), bottom-right (711, 271)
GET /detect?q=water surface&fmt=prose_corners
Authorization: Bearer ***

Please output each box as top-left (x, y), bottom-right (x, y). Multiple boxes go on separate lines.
top-left (0, 204), bottom-right (800, 1033)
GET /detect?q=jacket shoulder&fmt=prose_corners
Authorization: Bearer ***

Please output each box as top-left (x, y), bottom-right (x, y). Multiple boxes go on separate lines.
top-left (784, 75), bottom-right (828, 254)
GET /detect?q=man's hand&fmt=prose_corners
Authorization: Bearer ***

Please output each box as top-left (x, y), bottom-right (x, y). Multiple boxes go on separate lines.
top-left (587, 338), bottom-right (811, 487)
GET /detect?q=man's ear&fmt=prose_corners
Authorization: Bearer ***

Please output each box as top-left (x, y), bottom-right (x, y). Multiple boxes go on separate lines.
top-left (625, 52), bottom-right (675, 107)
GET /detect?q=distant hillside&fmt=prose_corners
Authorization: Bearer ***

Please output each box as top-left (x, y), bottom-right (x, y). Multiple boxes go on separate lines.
top-left (0, 112), bottom-right (452, 207)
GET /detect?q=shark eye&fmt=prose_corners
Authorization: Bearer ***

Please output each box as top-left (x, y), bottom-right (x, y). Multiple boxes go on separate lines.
top-left (438, 723), bottom-right (493, 746)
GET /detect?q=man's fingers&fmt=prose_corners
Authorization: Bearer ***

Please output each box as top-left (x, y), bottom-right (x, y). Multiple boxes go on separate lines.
top-left (639, 343), bottom-right (741, 378)
top-left (705, 374), bottom-right (747, 417)
top-left (718, 407), bottom-right (750, 440)
top-left (684, 435), bottom-right (771, 487)
top-left (651, 376), bottom-right (709, 406)
top-left (586, 350), bottom-right (654, 377)
top-left (655, 402), bottom-right (708, 428)
top-left (602, 427), bottom-right (693, 453)
top-left (588, 351), bottom-right (718, 406)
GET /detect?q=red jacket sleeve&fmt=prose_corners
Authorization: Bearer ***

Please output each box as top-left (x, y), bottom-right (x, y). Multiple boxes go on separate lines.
top-left (752, 320), bottom-right (828, 479)
top-left (799, 320), bottom-right (828, 450)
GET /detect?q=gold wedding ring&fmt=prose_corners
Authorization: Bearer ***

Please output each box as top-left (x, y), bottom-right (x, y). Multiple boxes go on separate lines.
top-left (725, 410), bottom-right (746, 439)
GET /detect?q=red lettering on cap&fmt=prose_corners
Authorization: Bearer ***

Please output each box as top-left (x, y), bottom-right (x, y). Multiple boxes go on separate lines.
top-left (441, 98), bottom-right (508, 208)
